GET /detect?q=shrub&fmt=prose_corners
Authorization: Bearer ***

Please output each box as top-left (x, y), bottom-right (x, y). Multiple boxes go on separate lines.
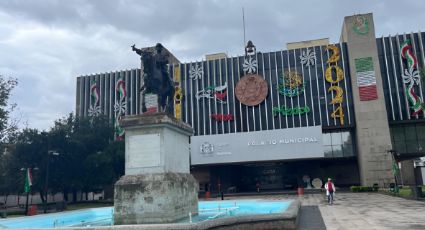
top-left (350, 186), bottom-right (376, 192)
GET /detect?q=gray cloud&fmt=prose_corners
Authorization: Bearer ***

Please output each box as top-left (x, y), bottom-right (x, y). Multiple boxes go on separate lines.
top-left (0, 0), bottom-right (424, 130)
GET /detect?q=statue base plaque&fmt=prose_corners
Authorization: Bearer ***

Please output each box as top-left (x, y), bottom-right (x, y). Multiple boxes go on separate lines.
top-left (113, 113), bottom-right (198, 224)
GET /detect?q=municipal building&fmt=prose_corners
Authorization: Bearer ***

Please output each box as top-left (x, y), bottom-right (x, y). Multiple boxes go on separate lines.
top-left (76, 13), bottom-right (425, 192)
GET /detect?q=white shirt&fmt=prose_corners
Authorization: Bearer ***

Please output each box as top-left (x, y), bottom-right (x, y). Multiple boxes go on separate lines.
top-left (324, 182), bottom-right (336, 196)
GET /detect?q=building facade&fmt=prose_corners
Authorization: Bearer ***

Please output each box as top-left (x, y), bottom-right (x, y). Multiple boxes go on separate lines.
top-left (76, 13), bottom-right (425, 192)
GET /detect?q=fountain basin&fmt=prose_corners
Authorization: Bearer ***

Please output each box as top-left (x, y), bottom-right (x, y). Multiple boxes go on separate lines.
top-left (0, 199), bottom-right (300, 230)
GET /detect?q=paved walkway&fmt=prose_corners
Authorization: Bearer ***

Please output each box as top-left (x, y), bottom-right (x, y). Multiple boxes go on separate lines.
top-left (298, 205), bottom-right (326, 230)
top-left (312, 193), bottom-right (425, 230)
top-left (225, 192), bottom-right (425, 230)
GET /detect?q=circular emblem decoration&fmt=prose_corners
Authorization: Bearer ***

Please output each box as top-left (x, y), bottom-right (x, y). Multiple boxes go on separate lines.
top-left (353, 15), bottom-right (369, 35)
top-left (200, 142), bottom-right (214, 154)
top-left (235, 74), bottom-right (268, 106)
top-left (278, 71), bottom-right (305, 97)
top-left (312, 178), bottom-right (323, 189)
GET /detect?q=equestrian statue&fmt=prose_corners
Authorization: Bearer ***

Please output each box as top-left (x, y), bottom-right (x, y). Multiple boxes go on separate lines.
top-left (132, 43), bottom-right (174, 115)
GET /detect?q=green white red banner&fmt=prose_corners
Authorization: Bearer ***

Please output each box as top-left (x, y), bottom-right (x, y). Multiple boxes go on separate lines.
top-left (400, 40), bottom-right (424, 116)
top-left (24, 168), bottom-right (33, 193)
top-left (90, 80), bottom-right (100, 107)
top-left (114, 75), bottom-right (127, 140)
top-left (88, 80), bottom-right (102, 118)
top-left (355, 57), bottom-right (378, 101)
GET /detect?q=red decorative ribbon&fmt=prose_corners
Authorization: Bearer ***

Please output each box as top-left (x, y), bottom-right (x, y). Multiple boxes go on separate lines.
top-left (214, 91), bottom-right (227, 101)
top-left (211, 114), bottom-right (234, 121)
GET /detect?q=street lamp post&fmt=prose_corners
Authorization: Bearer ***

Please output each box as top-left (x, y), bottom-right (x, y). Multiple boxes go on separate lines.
top-left (43, 151), bottom-right (59, 213)
top-left (388, 150), bottom-right (399, 191)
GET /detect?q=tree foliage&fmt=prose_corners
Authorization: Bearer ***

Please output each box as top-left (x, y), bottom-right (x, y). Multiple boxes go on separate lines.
top-left (0, 74), bottom-right (125, 201)
top-left (0, 75), bottom-right (18, 200)
top-left (0, 75), bottom-right (18, 142)
top-left (0, 113), bottom-right (124, 202)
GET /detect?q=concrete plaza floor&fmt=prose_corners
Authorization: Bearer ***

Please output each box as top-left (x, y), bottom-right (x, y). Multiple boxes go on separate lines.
top-left (222, 192), bottom-right (425, 230)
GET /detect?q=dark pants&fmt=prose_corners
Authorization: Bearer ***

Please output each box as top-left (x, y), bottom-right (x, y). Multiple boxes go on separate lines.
top-left (327, 192), bottom-right (334, 204)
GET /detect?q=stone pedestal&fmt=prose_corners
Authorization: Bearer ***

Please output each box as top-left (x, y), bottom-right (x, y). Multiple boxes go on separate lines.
top-left (114, 113), bottom-right (198, 225)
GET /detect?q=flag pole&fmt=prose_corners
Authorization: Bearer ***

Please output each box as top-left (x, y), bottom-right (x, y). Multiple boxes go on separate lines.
top-left (388, 150), bottom-right (399, 192)
top-left (23, 168), bottom-right (33, 216)
top-left (242, 7), bottom-right (246, 48)
top-left (25, 189), bottom-right (30, 216)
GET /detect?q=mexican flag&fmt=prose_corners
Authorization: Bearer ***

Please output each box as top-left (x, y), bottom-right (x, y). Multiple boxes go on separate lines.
top-left (391, 161), bottom-right (399, 176)
top-left (355, 57), bottom-right (378, 101)
top-left (24, 168), bottom-right (33, 193)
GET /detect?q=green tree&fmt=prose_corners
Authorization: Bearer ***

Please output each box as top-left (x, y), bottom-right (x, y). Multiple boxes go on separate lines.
top-left (0, 75), bottom-right (18, 203)
top-left (4, 111), bottom-right (124, 204)
top-left (0, 76), bottom-right (18, 142)
top-left (0, 149), bottom-right (22, 205)
top-left (10, 129), bottom-right (48, 202)
top-left (47, 114), bottom-right (122, 202)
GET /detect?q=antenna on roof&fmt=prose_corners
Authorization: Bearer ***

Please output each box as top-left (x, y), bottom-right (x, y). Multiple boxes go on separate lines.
top-left (242, 7), bottom-right (246, 49)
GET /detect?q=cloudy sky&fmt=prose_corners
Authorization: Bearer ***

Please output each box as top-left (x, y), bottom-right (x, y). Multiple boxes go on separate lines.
top-left (0, 0), bottom-right (424, 131)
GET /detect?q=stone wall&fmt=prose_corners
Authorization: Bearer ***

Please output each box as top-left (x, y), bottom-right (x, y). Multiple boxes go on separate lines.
top-left (114, 173), bottom-right (198, 224)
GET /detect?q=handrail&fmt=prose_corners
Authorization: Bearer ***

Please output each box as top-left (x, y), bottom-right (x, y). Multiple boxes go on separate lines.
top-left (69, 217), bottom-right (112, 227)
top-left (208, 211), bottom-right (226, 219)
top-left (199, 207), bottom-right (239, 212)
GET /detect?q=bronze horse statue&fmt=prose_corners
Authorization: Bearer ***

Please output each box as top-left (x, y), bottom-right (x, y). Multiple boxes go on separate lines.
top-left (132, 43), bottom-right (174, 114)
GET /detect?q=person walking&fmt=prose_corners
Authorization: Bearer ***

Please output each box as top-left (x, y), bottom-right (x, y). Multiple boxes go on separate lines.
top-left (324, 178), bottom-right (335, 205)
top-left (256, 181), bottom-right (261, 193)
top-left (217, 180), bottom-right (224, 200)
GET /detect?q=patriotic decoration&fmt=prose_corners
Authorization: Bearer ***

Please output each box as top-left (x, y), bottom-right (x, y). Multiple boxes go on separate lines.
top-left (400, 40), bottom-right (424, 116)
top-left (24, 168), bottom-right (33, 193)
top-left (352, 15), bottom-right (369, 35)
top-left (114, 116), bottom-right (124, 140)
top-left (114, 74), bottom-right (126, 140)
top-left (88, 80), bottom-right (102, 118)
top-left (272, 106), bottom-right (310, 116)
top-left (173, 65), bottom-right (183, 120)
top-left (300, 49), bottom-right (316, 67)
top-left (278, 71), bottom-right (305, 97)
top-left (210, 114), bottom-right (234, 121)
top-left (174, 87), bottom-right (183, 120)
top-left (189, 64), bottom-right (203, 80)
top-left (325, 45), bottom-right (345, 125)
top-left (242, 56), bottom-right (258, 74)
top-left (355, 57), bottom-right (378, 101)
top-left (392, 160), bottom-right (400, 176)
top-left (196, 82), bottom-right (228, 104)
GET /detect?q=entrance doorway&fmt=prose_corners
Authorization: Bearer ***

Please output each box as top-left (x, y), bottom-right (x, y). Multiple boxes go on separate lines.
top-left (191, 157), bottom-right (360, 193)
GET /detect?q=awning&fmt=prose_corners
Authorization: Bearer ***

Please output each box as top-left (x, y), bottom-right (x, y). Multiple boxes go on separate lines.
top-left (392, 151), bottom-right (425, 161)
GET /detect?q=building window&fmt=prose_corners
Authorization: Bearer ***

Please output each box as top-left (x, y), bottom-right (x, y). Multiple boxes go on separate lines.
top-left (390, 124), bottom-right (425, 153)
top-left (323, 130), bottom-right (355, 158)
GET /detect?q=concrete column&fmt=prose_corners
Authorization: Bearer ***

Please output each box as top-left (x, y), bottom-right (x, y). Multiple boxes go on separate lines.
top-left (75, 77), bottom-right (82, 116)
top-left (341, 13), bottom-right (394, 186)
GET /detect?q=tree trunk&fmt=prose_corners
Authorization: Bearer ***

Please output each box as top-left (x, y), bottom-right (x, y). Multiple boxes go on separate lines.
top-left (39, 189), bottom-right (45, 204)
top-left (3, 194), bottom-right (8, 209)
top-left (72, 189), bottom-right (77, 203)
top-left (63, 189), bottom-right (68, 202)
